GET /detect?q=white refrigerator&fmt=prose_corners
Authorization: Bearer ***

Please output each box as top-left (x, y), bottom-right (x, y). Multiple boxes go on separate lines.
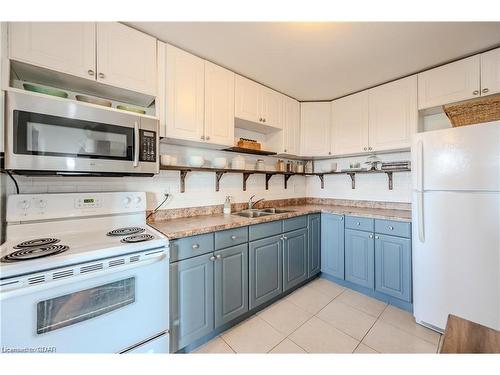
top-left (412, 120), bottom-right (500, 332)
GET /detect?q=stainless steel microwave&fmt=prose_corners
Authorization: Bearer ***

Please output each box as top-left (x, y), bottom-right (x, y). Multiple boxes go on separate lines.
top-left (4, 90), bottom-right (159, 176)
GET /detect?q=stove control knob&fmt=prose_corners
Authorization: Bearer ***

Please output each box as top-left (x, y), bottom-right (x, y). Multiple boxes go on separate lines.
top-left (123, 197), bottom-right (132, 206)
top-left (18, 199), bottom-right (30, 210)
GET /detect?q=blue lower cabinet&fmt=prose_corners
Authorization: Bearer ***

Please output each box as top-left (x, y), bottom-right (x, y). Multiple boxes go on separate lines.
top-left (321, 214), bottom-right (345, 279)
top-left (345, 229), bottom-right (375, 289)
top-left (375, 234), bottom-right (411, 302)
top-left (283, 228), bottom-right (308, 291)
top-left (170, 254), bottom-right (214, 352)
top-left (307, 214), bottom-right (321, 278)
top-left (249, 235), bottom-right (283, 309)
top-left (214, 244), bottom-right (249, 328)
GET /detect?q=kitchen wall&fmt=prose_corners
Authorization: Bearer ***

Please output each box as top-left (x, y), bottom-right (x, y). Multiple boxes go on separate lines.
top-left (5, 146), bottom-right (412, 211)
top-left (307, 152), bottom-right (412, 203)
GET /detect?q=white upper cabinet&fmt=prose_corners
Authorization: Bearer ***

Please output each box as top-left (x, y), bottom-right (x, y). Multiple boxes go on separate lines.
top-left (300, 102), bottom-right (331, 157)
top-left (283, 96), bottom-right (300, 155)
top-left (204, 61), bottom-right (235, 147)
top-left (481, 47), bottom-right (500, 97)
top-left (9, 22), bottom-right (96, 81)
top-left (96, 23), bottom-right (156, 95)
top-left (165, 44), bottom-right (205, 142)
top-left (331, 91), bottom-right (369, 155)
top-left (235, 75), bottom-right (261, 123)
top-left (418, 55), bottom-right (481, 110)
top-left (368, 75), bottom-right (418, 152)
top-left (235, 74), bottom-right (282, 129)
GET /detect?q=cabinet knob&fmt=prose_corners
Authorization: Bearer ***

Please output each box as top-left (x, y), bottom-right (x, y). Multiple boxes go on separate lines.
top-left (284, 149), bottom-right (287, 153)
top-left (356, 222), bottom-right (361, 226)
top-left (200, 136), bottom-right (205, 140)
top-left (87, 69), bottom-right (95, 76)
top-left (388, 225), bottom-right (394, 231)
top-left (375, 235), bottom-right (379, 239)
top-left (363, 147), bottom-right (367, 151)
top-left (98, 72), bottom-right (105, 79)
top-left (209, 255), bottom-right (216, 261)
top-left (216, 254), bottom-right (222, 260)
top-left (473, 90), bottom-right (479, 95)
top-left (369, 234), bottom-right (374, 238)
top-left (192, 243), bottom-right (200, 249)
top-left (368, 147), bottom-right (372, 151)
top-left (262, 118), bottom-right (266, 123)
top-left (259, 118), bottom-right (263, 122)
top-left (482, 88), bottom-right (489, 94)
top-left (230, 235), bottom-right (237, 240)
top-left (206, 136), bottom-right (210, 141)
top-left (328, 152), bottom-right (332, 155)
top-left (340, 217), bottom-right (344, 221)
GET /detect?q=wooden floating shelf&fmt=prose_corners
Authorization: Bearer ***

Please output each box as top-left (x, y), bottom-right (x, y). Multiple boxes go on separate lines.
top-left (221, 147), bottom-right (277, 156)
top-left (159, 165), bottom-right (410, 193)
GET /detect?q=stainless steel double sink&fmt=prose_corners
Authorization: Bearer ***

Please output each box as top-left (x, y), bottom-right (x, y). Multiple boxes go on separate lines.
top-left (233, 208), bottom-right (294, 218)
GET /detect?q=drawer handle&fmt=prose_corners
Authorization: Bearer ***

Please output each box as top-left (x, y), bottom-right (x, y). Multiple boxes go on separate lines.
top-left (209, 255), bottom-right (216, 261)
top-left (356, 222), bottom-right (361, 226)
top-left (192, 244), bottom-right (200, 249)
top-left (387, 226), bottom-right (394, 231)
top-left (340, 217), bottom-right (344, 221)
top-left (375, 235), bottom-right (379, 239)
top-left (369, 234), bottom-right (373, 238)
top-left (230, 235), bottom-right (237, 240)
top-left (216, 254), bottom-right (222, 260)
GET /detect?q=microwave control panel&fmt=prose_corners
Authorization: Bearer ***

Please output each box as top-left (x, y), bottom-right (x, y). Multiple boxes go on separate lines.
top-left (139, 130), bottom-right (157, 162)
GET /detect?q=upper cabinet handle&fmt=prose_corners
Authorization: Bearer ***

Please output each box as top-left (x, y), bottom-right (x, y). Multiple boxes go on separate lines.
top-left (473, 90), bottom-right (479, 95)
top-left (98, 72), bottom-right (105, 79)
top-left (87, 69), bottom-right (95, 76)
top-left (482, 88), bottom-right (489, 94)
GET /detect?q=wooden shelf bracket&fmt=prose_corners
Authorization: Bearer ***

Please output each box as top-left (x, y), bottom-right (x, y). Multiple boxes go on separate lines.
top-left (242, 173), bottom-right (252, 191)
top-left (179, 170), bottom-right (189, 193)
top-left (385, 171), bottom-right (394, 190)
top-left (215, 171), bottom-right (227, 192)
top-left (347, 173), bottom-right (356, 189)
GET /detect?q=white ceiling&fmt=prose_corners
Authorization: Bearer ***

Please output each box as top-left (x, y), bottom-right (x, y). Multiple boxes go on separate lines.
top-left (127, 22), bottom-right (500, 101)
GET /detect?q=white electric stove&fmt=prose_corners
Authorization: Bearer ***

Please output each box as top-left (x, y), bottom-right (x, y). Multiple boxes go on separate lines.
top-left (0, 192), bottom-right (169, 354)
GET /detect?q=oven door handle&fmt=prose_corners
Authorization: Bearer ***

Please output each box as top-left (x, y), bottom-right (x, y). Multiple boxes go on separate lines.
top-left (0, 251), bottom-right (167, 300)
top-left (133, 121), bottom-right (140, 167)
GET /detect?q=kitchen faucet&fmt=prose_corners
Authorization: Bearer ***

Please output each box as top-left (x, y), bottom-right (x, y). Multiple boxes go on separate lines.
top-left (248, 195), bottom-right (265, 209)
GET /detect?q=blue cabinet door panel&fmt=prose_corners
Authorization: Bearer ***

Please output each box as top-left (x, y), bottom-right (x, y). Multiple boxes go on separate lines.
top-left (283, 228), bottom-right (308, 291)
top-left (308, 214), bottom-right (321, 277)
top-left (321, 214), bottom-right (345, 279)
top-left (345, 229), bottom-right (374, 289)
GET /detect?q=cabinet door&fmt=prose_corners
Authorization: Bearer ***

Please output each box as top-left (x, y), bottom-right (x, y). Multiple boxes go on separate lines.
top-left (331, 91), bottom-right (369, 155)
top-left (170, 254), bottom-right (214, 352)
top-left (214, 244), bottom-right (248, 328)
top-left (300, 102), bottom-right (331, 157)
top-left (204, 61), bottom-right (235, 147)
top-left (345, 229), bottom-right (374, 289)
top-left (260, 86), bottom-right (283, 129)
top-left (368, 75), bottom-right (418, 152)
top-left (481, 47), bottom-right (500, 96)
top-left (321, 214), bottom-right (345, 279)
top-left (9, 22), bottom-right (96, 80)
top-left (165, 44), bottom-right (205, 142)
top-left (284, 96), bottom-right (300, 155)
top-left (96, 23), bottom-right (156, 95)
top-left (283, 228), bottom-right (308, 291)
top-left (235, 75), bottom-right (261, 123)
top-left (308, 214), bottom-right (321, 278)
top-left (249, 235), bottom-right (283, 309)
top-left (418, 55), bottom-right (480, 109)
top-left (375, 234), bottom-right (411, 302)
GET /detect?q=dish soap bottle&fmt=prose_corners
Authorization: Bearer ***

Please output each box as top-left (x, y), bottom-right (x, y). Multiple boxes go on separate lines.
top-left (223, 196), bottom-right (232, 215)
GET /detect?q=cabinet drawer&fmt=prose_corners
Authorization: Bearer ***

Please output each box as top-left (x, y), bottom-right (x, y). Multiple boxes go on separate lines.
top-left (170, 233), bottom-right (214, 262)
top-left (375, 219), bottom-right (411, 238)
top-left (345, 216), bottom-right (374, 232)
top-left (283, 215), bottom-right (307, 232)
top-left (249, 220), bottom-right (282, 241)
top-left (215, 226), bottom-right (248, 250)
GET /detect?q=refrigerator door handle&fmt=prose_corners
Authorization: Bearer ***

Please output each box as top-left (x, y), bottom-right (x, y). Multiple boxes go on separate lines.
top-left (416, 140), bottom-right (423, 192)
top-left (417, 192), bottom-right (425, 242)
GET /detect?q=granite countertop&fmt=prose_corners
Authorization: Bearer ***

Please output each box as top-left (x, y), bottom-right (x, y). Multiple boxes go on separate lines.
top-left (149, 204), bottom-right (411, 240)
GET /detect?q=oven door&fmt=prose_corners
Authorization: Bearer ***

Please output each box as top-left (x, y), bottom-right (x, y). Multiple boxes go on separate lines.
top-left (0, 250), bottom-right (169, 353)
top-left (5, 90), bottom-right (158, 175)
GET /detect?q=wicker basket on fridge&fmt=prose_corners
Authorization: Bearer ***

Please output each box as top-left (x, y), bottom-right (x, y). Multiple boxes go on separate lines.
top-left (443, 94), bottom-right (500, 127)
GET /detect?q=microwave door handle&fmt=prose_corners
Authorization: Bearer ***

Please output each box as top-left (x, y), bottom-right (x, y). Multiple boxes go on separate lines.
top-left (0, 252), bottom-right (166, 301)
top-left (133, 121), bottom-right (139, 167)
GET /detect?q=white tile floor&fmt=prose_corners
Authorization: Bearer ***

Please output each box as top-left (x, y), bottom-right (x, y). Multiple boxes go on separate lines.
top-left (193, 277), bottom-right (442, 354)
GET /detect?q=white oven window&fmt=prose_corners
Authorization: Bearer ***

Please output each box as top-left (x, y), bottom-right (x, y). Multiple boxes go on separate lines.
top-left (36, 277), bottom-right (135, 334)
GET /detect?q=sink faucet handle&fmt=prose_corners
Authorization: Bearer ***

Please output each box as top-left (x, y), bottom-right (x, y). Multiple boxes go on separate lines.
top-left (250, 194), bottom-right (256, 200)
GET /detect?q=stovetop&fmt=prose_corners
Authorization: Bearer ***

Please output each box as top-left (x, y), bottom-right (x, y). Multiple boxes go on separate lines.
top-left (0, 225), bottom-right (167, 279)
